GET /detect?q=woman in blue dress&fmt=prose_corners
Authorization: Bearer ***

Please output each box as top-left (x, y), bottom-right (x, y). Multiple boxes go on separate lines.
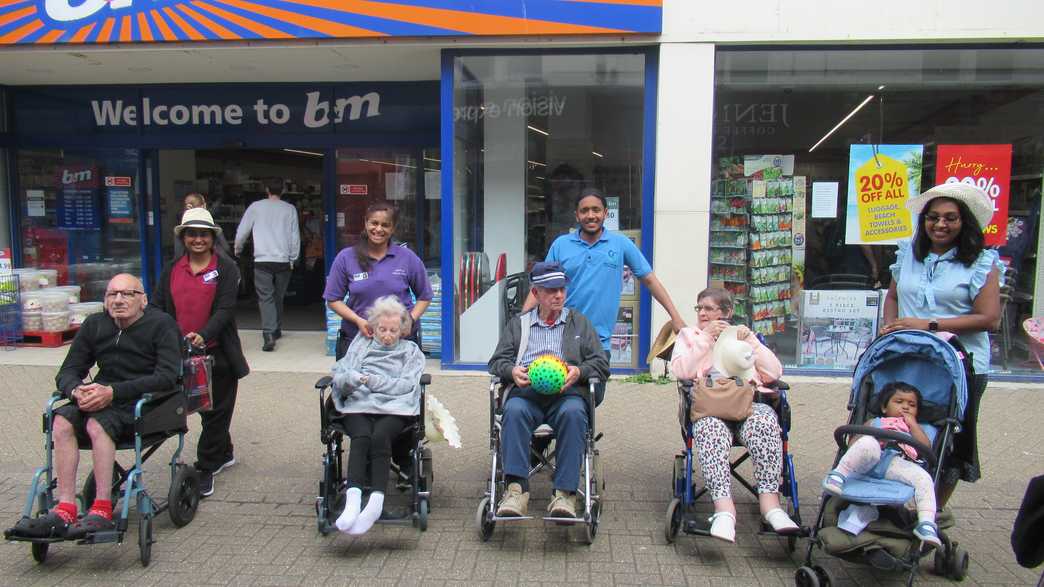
top-left (882, 182), bottom-right (1003, 504)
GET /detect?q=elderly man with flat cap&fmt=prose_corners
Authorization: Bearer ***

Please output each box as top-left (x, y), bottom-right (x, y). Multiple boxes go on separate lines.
top-left (488, 261), bottom-right (609, 519)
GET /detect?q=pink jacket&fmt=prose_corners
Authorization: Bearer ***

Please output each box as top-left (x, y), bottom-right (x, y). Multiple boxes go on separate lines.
top-left (669, 326), bottom-right (783, 393)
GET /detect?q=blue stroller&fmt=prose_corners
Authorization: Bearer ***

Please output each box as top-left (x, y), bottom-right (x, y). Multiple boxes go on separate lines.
top-left (798, 330), bottom-right (973, 586)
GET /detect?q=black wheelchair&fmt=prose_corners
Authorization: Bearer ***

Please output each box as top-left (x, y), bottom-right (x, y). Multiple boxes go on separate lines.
top-left (665, 378), bottom-right (807, 551)
top-left (4, 388), bottom-right (200, 566)
top-left (476, 376), bottom-right (604, 544)
top-left (313, 373), bottom-right (434, 533)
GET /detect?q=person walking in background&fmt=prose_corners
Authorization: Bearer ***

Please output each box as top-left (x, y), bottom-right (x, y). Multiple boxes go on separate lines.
top-left (234, 178), bottom-right (300, 352)
top-left (154, 208), bottom-right (249, 498)
top-left (324, 201), bottom-right (432, 360)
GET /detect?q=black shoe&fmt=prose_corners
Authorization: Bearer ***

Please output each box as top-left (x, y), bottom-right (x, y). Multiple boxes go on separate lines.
top-left (262, 333), bottom-right (276, 352)
top-left (66, 513), bottom-right (116, 540)
top-left (199, 471), bottom-right (214, 498)
top-left (272, 329), bottom-right (282, 340)
top-left (10, 511), bottom-right (70, 539)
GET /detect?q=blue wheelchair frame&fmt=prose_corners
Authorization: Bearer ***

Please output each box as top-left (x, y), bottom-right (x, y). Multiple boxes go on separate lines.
top-left (8, 389), bottom-right (198, 567)
top-left (665, 378), bottom-right (806, 551)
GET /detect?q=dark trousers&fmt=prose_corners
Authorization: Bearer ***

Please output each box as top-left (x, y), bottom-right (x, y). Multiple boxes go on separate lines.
top-left (341, 413), bottom-right (408, 493)
top-left (254, 263), bottom-right (291, 334)
top-left (195, 350), bottom-right (238, 473)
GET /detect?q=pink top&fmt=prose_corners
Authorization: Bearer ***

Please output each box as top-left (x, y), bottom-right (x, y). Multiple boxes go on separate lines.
top-left (669, 326), bottom-right (783, 394)
top-left (876, 417), bottom-right (918, 460)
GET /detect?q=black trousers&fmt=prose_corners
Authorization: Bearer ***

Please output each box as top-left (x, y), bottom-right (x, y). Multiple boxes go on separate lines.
top-left (341, 413), bottom-right (408, 493)
top-left (950, 373), bottom-right (988, 483)
top-left (195, 349), bottom-right (238, 473)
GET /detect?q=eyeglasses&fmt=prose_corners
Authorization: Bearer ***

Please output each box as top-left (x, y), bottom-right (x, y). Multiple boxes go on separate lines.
top-left (695, 304), bottom-right (721, 312)
top-left (105, 290), bottom-right (144, 300)
top-left (924, 213), bottom-right (961, 225)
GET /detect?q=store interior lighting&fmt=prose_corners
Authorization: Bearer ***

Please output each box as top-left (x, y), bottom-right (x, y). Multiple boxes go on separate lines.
top-left (527, 125), bottom-right (549, 136)
top-left (282, 148), bottom-right (324, 157)
top-left (808, 92), bottom-right (878, 153)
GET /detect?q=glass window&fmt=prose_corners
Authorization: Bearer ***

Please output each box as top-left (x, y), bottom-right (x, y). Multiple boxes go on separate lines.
top-left (712, 47), bottom-right (1044, 375)
top-left (17, 148), bottom-right (143, 301)
top-left (452, 52), bottom-right (646, 362)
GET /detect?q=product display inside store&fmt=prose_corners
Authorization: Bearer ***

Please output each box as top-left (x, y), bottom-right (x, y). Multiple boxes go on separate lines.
top-left (712, 47), bottom-right (1044, 375)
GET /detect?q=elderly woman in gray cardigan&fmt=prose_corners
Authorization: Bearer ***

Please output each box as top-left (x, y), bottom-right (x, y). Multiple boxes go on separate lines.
top-left (330, 295), bottom-right (425, 535)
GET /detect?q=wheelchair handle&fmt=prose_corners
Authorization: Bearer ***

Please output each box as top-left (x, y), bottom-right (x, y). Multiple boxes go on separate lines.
top-left (315, 375), bottom-right (333, 390)
top-left (833, 424), bottom-right (937, 468)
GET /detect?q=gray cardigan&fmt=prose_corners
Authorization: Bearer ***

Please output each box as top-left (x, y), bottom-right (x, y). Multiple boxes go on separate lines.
top-left (331, 335), bottom-right (425, 416)
top-left (488, 308), bottom-right (609, 403)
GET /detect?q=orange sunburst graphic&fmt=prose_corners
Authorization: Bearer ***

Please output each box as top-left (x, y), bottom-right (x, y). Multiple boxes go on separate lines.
top-left (0, 0), bottom-right (661, 45)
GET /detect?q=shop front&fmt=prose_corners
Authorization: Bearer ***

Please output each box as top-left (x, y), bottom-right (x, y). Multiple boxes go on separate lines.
top-left (707, 46), bottom-right (1044, 378)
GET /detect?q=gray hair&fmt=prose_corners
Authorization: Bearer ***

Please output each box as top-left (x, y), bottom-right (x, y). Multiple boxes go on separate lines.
top-left (366, 295), bottom-right (412, 334)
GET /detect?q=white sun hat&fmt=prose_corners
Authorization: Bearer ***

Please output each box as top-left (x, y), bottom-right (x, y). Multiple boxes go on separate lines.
top-left (906, 182), bottom-right (994, 229)
top-left (712, 326), bottom-right (756, 382)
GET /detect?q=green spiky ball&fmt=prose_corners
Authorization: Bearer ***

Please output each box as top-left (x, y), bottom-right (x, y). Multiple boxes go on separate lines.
top-left (528, 354), bottom-right (568, 395)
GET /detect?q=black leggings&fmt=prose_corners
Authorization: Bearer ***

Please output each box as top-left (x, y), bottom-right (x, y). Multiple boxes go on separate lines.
top-left (341, 413), bottom-right (408, 493)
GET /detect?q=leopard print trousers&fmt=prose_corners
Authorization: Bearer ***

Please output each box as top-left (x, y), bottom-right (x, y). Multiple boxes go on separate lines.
top-left (693, 402), bottom-right (782, 500)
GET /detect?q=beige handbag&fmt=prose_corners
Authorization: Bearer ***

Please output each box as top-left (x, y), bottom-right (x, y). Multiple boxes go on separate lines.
top-left (690, 376), bottom-right (755, 423)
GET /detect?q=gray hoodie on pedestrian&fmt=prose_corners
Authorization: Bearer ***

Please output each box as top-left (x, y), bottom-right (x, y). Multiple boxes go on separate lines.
top-left (331, 334), bottom-right (425, 416)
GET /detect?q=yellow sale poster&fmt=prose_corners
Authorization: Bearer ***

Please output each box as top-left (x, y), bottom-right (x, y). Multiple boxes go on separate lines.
top-left (845, 144), bottom-right (923, 244)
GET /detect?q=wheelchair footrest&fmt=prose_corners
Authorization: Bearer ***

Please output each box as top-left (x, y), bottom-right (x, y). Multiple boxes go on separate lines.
top-left (78, 530), bottom-right (122, 544)
top-left (542, 516), bottom-right (584, 525)
top-left (377, 509), bottom-right (412, 523)
top-left (3, 533), bottom-right (66, 544)
top-left (491, 515), bottom-right (535, 522)
top-left (683, 518), bottom-right (712, 536)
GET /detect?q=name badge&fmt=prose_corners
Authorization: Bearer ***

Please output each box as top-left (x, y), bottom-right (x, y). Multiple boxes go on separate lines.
top-left (202, 270), bottom-right (219, 283)
top-left (352, 272), bottom-right (369, 281)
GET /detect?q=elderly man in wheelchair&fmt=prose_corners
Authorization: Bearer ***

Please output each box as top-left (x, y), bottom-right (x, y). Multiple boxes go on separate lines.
top-left (6, 274), bottom-right (181, 543)
top-left (486, 262), bottom-right (610, 522)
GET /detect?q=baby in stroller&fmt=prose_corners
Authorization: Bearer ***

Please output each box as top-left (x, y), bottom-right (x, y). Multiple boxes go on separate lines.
top-left (329, 296), bottom-right (425, 535)
top-left (822, 381), bottom-right (941, 548)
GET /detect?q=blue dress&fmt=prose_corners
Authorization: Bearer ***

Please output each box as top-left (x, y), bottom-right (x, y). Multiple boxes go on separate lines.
top-left (890, 240), bottom-right (1004, 374)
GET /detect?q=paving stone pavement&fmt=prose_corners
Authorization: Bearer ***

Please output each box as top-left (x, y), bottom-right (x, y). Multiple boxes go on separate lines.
top-left (0, 365), bottom-right (1041, 586)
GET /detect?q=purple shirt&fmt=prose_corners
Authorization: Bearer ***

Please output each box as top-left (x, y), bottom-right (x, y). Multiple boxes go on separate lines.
top-left (323, 244), bottom-right (433, 340)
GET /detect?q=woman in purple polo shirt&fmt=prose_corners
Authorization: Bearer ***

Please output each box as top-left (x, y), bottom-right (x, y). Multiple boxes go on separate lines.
top-left (324, 201), bottom-right (433, 360)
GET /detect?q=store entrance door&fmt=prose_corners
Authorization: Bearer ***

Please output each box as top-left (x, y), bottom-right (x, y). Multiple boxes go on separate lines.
top-left (156, 148), bottom-right (327, 331)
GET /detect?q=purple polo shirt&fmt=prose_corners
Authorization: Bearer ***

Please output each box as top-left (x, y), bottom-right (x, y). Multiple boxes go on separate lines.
top-left (323, 244), bottom-right (433, 340)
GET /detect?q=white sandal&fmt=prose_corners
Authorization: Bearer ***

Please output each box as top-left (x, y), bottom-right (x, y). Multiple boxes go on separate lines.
top-left (708, 511), bottom-right (736, 543)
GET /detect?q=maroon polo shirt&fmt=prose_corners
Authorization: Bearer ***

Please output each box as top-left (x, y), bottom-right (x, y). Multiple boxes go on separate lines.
top-left (170, 255), bottom-right (218, 345)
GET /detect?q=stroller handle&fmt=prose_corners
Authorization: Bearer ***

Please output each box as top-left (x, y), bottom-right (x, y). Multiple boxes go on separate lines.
top-left (833, 425), bottom-right (937, 469)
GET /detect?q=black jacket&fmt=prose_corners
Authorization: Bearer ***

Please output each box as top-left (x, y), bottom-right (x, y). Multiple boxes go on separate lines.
top-left (1012, 474), bottom-right (1044, 568)
top-left (153, 253), bottom-right (250, 380)
top-left (56, 306), bottom-right (182, 403)
top-left (488, 308), bottom-right (609, 404)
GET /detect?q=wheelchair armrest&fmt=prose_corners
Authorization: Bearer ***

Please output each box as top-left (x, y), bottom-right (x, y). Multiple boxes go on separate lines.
top-left (134, 388), bottom-right (182, 419)
top-left (421, 374), bottom-right (431, 385)
top-left (833, 425), bottom-right (937, 469)
top-left (315, 375), bottom-right (333, 390)
top-left (766, 379), bottom-right (790, 392)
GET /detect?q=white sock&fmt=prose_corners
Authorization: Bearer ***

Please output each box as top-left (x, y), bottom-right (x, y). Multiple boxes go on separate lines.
top-left (348, 492), bottom-right (384, 535)
top-left (335, 487), bottom-right (362, 532)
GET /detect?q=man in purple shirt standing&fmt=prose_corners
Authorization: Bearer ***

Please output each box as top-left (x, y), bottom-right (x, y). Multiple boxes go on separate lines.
top-left (323, 202), bottom-right (433, 359)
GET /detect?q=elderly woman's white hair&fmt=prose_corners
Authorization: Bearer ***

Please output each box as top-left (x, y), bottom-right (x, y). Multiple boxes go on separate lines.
top-left (366, 295), bottom-right (413, 334)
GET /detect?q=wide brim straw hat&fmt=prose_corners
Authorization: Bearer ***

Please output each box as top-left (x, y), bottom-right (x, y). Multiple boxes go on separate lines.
top-left (174, 207), bottom-right (222, 237)
top-left (712, 326), bottom-right (756, 382)
top-left (906, 182), bottom-right (994, 229)
top-left (647, 322), bottom-right (677, 364)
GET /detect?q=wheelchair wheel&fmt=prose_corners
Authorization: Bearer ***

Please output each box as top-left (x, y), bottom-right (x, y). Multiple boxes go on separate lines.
top-left (476, 497), bottom-right (495, 542)
top-left (168, 464), bottom-right (200, 527)
top-left (137, 495), bottom-right (154, 567)
top-left (812, 565), bottom-right (834, 587)
top-left (31, 541), bottom-right (48, 564)
top-left (417, 498), bottom-right (429, 532)
top-left (665, 497), bottom-right (682, 543)
top-left (582, 500), bottom-right (600, 545)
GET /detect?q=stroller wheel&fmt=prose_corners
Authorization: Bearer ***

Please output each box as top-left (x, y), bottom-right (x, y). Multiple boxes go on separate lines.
top-left (812, 565), bottom-right (834, 586)
top-left (794, 566), bottom-right (820, 587)
top-left (31, 541), bottom-right (48, 564)
top-left (664, 498), bottom-right (682, 544)
top-left (933, 549), bottom-right (948, 576)
top-left (948, 545), bottom-right (969, 581)
top-left (476, 497), bottom-right (495, 542)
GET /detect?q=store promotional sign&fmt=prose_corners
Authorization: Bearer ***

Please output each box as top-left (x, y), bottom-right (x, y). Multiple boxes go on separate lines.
top-left (56, 165), bottom-right (101, 230)
top-left (845, 144), bottom-right (924, 245)
top-left (934, 144), bottom-right (1012, 246)
top-left (798, 290), bottom-right (881, 369)
top-left (1, 1), bottom-right (661, 46)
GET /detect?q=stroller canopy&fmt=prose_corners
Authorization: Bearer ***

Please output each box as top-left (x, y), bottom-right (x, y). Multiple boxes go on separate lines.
top-left (850, 330), bottom-right (969, 420)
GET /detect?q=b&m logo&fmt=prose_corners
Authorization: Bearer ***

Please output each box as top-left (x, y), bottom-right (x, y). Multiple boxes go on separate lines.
top-left (43, 0), bottom-right (135, 22)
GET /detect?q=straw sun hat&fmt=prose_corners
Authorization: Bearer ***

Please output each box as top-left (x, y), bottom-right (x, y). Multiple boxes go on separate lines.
top-left (906, 182), bottom-right (994, 229)
top-left (174, 207), bottom-right (222, 237)
top-left (646, 322), bottom-right (677, 364)
top-left (712, 326), bottom-right (756, 382)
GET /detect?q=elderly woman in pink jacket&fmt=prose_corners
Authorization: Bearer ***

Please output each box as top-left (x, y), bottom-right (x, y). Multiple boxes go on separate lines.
top-left (670, 287), bottom-right (799, 543)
